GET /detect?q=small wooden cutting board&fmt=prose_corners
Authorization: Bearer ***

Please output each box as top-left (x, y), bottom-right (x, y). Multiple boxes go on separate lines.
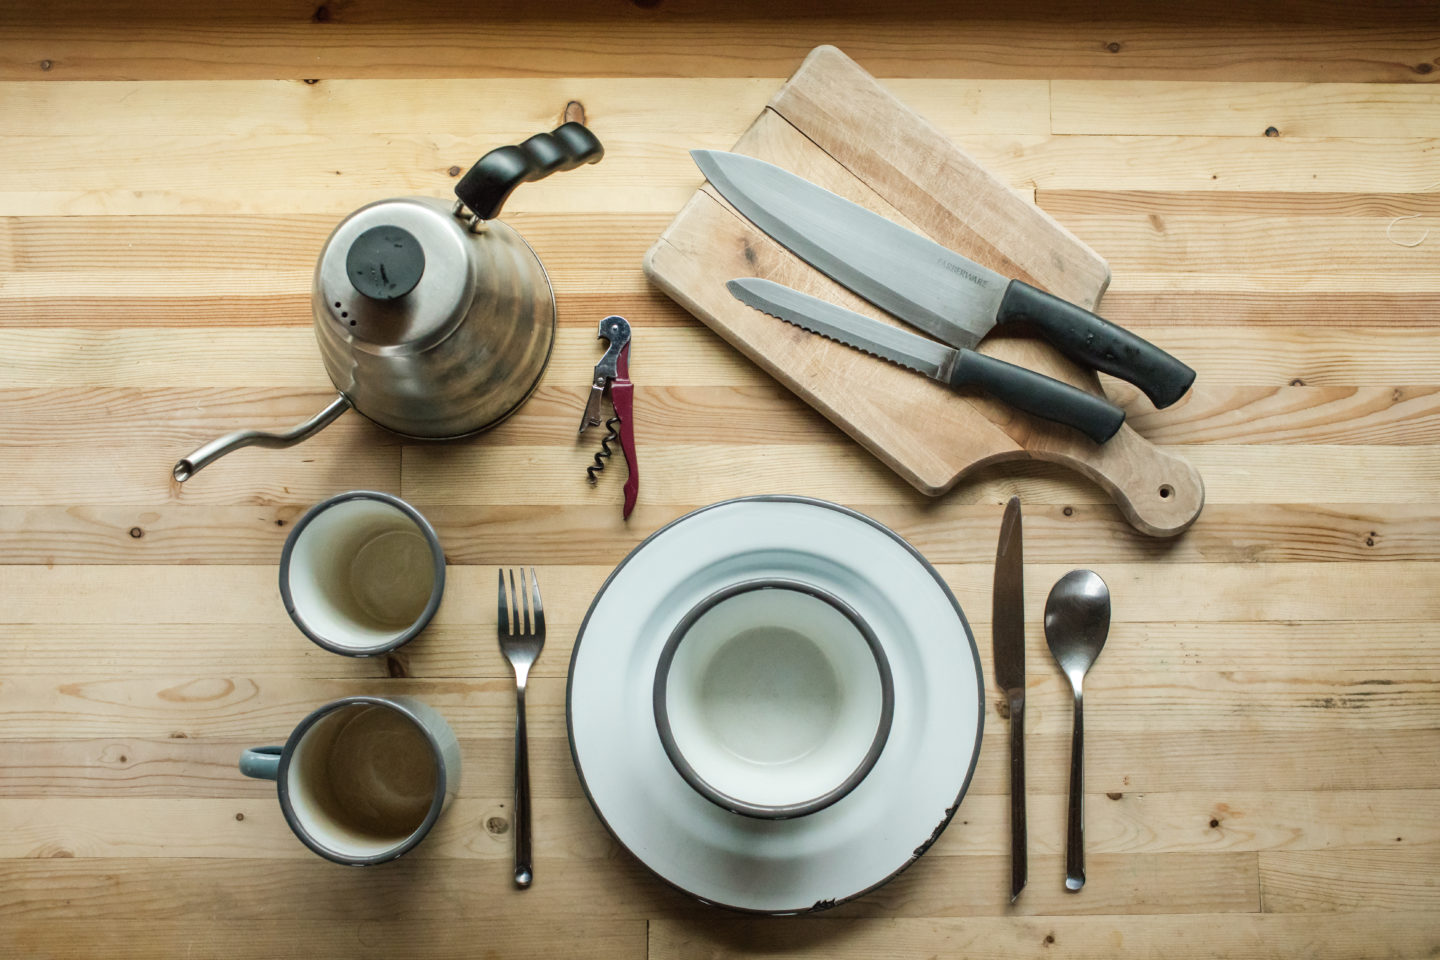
top-left (643, 45), bottom-right (1203, 537)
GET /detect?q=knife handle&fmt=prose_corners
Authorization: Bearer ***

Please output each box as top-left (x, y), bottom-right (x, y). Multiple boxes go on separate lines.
top-left (996, 280), bottom-right (1195, 409)
top-left (1008, 688), bottom-right (1027, 901)
top-left (949, 350), bottom-right (1125, 444)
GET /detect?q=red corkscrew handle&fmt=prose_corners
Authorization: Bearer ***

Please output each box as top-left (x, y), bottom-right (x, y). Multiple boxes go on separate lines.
top-left (609, 344), bottom-right (638, 519)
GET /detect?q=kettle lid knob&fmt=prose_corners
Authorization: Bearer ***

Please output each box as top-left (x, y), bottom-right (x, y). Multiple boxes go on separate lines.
top-left (346, 225), bottom-right (425, 300)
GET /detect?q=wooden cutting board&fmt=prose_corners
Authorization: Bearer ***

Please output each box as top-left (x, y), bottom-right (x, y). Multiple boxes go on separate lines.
top-left (644, 45), bottom-right (1203, 538)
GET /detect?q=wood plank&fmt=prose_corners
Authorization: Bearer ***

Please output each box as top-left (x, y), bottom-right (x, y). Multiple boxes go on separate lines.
top-left (1, 1), bottom-right (1435, 83)
top-left (12, 437), bottom-right (1440, 510)
top-left (5, 561), bottom-right (1440, 629)
top-left (1119, 385), bottom-right (1440, 445)
top-left (7, 618), bottom-right (1440, 680)
top-left (0, 501), bottom-right (1433, 565)
top-left (1053, 80), bottom-right (1440, 137)
top-left (0, 433), bottom-right (403, 507)
top-left (0, 796), bottom-right (619, 860)
top-left (2, 918), bottom-right (647, 960)
top-left (8, 727), bottom-right (1437, 800)
top-left (0, 213), bottom-right (670, 295)
top-left (5, 289), bottom-right (1440, 331)
top-left (1079, 291), bottom-right (1440, 329)
top-left (1058, 214), bottom-right (1440, 286)
top-left (0, 852), bottom-right (1258, 920)
top-left (2, 132), bottom-right (1436, 220)
top-left (0, 736), bottom-right (589, 800)
top-left (4, 789), bottom-right (1430, 860)
top-left (648, 912), bottom-right (1440, 960)
top-left (0, 77), bottom-right (1052, 138)
top-left (0, 856), bottom-right (700, 922)
top-left (970, 134), bottom-right (1440, 194)
top-left (3, 206), bottom-right (1435, 298)
top-left (7, 383), bottom-right (1440, 450)
top-left (0, 666), bottom-right (1434, 741)
top-left (1041, 188), bottom-right (1440, 219)
top-left (1260, 848), bottom-right (1440, 911)
top-left (6, 327), bottom-right (1438, 390)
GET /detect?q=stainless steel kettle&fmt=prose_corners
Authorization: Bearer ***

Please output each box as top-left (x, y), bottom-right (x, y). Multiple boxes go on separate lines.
top-left (174, 122), bottom-right (603, 482)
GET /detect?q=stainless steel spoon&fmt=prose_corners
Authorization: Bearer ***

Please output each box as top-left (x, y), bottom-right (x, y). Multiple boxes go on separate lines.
top-left (1044, 570), bottom-right (1111, 892)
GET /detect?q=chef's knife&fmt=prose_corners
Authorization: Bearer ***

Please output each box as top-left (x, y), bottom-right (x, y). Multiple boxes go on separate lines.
top-left (727, 279), bottom-right (1125, 444)
top-left (694, 150), bottom-right (1195, 409)
top-left (993, 495), bottom-right (1027, 902)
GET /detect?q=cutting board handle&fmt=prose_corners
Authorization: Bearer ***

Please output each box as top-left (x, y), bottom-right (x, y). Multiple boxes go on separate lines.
top-left (1035, 426), bottom-right (1204, 538)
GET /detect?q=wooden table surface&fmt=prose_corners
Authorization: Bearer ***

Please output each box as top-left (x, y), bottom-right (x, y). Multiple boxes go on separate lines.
top-left (3, 2), bottom-right (1438, 957)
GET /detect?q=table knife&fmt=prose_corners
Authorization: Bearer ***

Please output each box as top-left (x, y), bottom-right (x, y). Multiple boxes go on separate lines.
top-left (728, 278), bottom-right (1124, 444)
top-left (993, 495), bottom-right (1027, 902)
top-left (695, 150), bottom-right (1195, 409)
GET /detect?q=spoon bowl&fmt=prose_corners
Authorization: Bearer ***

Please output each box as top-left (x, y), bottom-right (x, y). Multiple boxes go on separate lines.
top-left (1044, 570), bottom-right (1111, 680)
top-left (1044, 569), bottom-right (1111, 892)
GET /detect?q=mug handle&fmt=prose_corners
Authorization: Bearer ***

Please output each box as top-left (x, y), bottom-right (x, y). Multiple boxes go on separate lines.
top-left (239, 746), bottom-right (283, 780)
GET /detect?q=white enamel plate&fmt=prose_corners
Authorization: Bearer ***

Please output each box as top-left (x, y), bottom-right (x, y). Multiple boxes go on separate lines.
top-left (566, 497), bottom-right (984, 913)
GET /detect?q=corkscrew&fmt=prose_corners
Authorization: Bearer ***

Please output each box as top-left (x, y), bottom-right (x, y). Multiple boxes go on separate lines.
top-left (579, 316), bottom-right (638, 519)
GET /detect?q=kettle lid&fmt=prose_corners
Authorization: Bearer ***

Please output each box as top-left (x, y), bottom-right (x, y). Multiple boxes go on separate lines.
top-left (316, 197), bottom-right (473, 352)
top-left (345, 225), bottom-right (426, 301)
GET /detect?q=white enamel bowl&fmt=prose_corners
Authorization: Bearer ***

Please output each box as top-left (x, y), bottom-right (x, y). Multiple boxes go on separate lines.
top-left (654, 578), bottom-right (894, 820)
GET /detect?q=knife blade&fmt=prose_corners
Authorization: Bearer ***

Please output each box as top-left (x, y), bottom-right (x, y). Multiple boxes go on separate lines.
top-left (993, 495), bottom-right (1027, 902)
top-left (694, 149), bottom-right (1195, 409)
top-left (727, 278), bottom-right (1124, 444)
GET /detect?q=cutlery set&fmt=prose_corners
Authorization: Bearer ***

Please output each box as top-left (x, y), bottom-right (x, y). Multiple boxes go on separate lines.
top-left (213, 101), bottom-right (1153, 911)
top-left (993, 498), bottom-right (1111, 897)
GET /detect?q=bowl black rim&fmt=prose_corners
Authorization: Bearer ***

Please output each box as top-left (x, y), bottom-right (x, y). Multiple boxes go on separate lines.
top-left (652, 576), bottom-right (896, 820)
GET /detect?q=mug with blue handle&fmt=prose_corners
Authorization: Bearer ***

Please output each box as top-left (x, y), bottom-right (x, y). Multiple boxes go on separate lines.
top-left (240, 695), bottom-right (461, 865)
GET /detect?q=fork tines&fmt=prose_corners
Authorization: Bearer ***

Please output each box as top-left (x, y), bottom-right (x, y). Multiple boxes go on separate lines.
top-left (497, 567), bottom-right (545, 637)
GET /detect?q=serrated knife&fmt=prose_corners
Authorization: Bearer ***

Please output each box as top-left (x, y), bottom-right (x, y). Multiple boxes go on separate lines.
top-left (727, 278), bottom-right (1124, 444)
top-left (993, 496), bottom-right (1027, 902)
top-left (694, 150), bottom-right (1195, 409)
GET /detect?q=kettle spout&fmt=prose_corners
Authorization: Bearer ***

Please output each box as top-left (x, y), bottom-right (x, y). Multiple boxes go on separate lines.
top-left (173, 394), bottom-right (353, 482)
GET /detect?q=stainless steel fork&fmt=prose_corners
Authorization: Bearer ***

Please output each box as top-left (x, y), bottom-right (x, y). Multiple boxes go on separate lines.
top-left (497, 567), bottom-right (545, 888)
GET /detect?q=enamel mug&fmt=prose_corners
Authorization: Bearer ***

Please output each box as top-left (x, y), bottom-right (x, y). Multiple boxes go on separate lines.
top-left (280, 490), bottom-right (446, 657)
top-left (239, 695), bottom-right (461, 865)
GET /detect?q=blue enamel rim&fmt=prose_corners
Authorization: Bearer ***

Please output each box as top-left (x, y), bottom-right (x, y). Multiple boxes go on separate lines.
top-left (565, 495), bottom-right (985, 915)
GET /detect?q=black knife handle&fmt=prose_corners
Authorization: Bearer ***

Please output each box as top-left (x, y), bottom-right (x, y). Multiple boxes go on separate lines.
top-left (996, 280), bottom-right (1195, 409)
top-left (949, 350), bottom-right (1125, 444)
top-left (1009, 688), bottom-right (1027, 901)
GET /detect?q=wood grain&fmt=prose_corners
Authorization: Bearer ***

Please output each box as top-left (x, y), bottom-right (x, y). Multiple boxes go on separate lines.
top-left (2, 6), bottom-right (1437, 959)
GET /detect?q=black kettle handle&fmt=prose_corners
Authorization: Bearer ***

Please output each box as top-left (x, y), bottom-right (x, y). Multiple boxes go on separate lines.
top-left (454, 122), bottom-right (604, 221)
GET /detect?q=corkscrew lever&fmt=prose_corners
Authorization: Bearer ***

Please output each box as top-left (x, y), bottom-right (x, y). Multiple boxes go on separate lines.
top-left (579, 316), bottom-right (638, 520)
